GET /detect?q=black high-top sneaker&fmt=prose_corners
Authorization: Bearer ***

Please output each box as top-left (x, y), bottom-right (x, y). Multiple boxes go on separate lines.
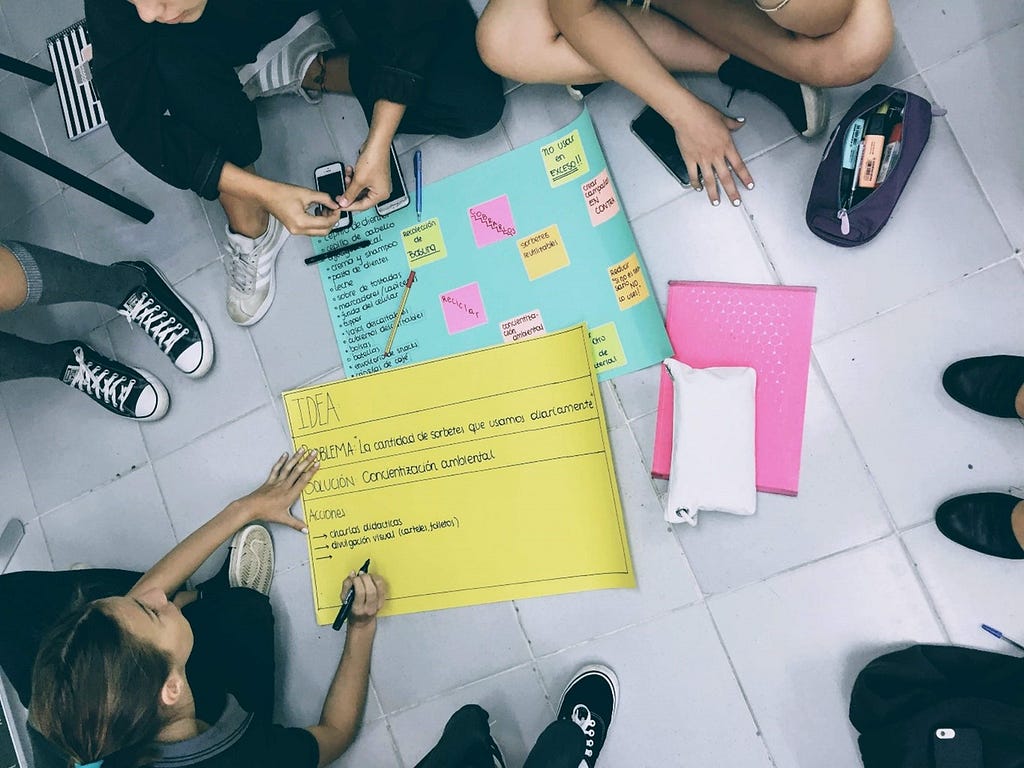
top-left (115, 261), bottom-right (214, 378)
top-left (556, 665), bottom-right (619, 768)
top-left (718, 55), bottom-right (829, 137)
top-left (60, 343), bottom-right (169, 421)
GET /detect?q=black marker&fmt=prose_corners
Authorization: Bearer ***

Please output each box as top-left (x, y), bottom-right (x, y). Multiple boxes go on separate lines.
top-left (305, 239), bottom-right (372, 266)
top-left (332, 558), bottom-right (371, 630)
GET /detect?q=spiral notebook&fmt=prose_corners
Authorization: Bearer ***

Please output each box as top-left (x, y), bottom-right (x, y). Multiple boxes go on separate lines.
top-left (651, 281), bottom-right (816, 496)
top-left (45, 20), bottom-right (107, 141)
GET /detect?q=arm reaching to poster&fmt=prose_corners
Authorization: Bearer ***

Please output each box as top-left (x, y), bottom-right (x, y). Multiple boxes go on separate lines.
top-left (306, 572), bottom-right (388, 766)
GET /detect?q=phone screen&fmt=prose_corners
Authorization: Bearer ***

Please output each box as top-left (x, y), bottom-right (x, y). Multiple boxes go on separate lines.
top-left (630, 106), bottom-right (690, 187)
top-left (376, 146), bottom-right (409, 216)
top-left (315, 165), bottom-right (351, 230)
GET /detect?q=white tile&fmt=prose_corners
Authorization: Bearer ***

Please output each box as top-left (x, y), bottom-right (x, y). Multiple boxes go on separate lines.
top-left (108, 260), bottom-right (272, 459)
top-left (389, 665), bottom-right (551, 768)
top-left (515, 426), bottom-right (699, 655)
top-left (815, 261), bottom-right (1024, 528)
top-left (255, 98), bottom-right (349, 189)
top-left (369, 602), bottom-right (532, 714)
top-left (536, 605), bottom-right (774, 768)
top-left (630, 409), bottom-right (659, 471)
top-left (152, 406), bottom-right (307, 580)
top-left (248, 235), bottom-right (342, 395)
top-left (709, 538), bottom-right (946, 768)
top-left (744, 76), bottom-right (1013, 341)
top-left (677, 366), bottom-right (893, 594)
top-left (39, 465), bottom-right (177, 571)
top-left (64, 152), bottom-right (219, 284)
top-left (609, 363), bottom-right (662, 422)
top-left (0, 75), bottom-right (60, 227)
top-left (924, 24), bottom-right (1024, 249)
top-left (269, 565), bottom-right (384, 729)
top-left (0, 405), bottom-right (34, 518)
top-left (892, 0), bottom-right (1024, 71)
top-left (3, 516), bottom-right (52, 572)
top-left (502, 85), bottom-right (584, 149)
top-left (1, 0), bottom-right (83, 60)
top-left (318, 96), bottom-right (374, 161)
top-left (0, 323), bottom-right (149, 512)
top-left (904, 522), bottom-right (1024, 651)
top-left (597, 380), bottom-right (626, 430)
top-left (330, 718), bottom-right (398, 768)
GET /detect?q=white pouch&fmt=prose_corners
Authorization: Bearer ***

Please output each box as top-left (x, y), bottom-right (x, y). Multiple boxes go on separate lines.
top-left (663, 359), bottom-right (757, 525)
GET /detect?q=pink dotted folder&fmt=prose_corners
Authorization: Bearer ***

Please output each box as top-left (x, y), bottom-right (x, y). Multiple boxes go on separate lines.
top-left (651, 281), bottom-right (816, 496)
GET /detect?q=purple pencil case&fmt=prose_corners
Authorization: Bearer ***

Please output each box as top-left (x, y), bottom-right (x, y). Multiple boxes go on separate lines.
top-left (806, 84), bottom-right (934, 247)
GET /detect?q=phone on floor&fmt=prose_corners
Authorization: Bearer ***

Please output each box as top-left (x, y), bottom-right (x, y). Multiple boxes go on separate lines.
top-left (314, 162), bottom-right (352, 230)
top-left (933, 728), bottom-right (982, 768)
top-left (375, 144), bottom-right (410, 217)
top-left (630, 106), bottom-right (691, 187)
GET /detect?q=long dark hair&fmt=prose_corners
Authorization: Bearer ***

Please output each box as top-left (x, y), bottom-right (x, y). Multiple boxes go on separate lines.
top-left (29, 601), bottom-right (171, 768)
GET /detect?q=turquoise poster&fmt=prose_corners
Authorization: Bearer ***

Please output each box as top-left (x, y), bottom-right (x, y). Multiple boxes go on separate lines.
top-left (312, 110), bottom-right (672, 381)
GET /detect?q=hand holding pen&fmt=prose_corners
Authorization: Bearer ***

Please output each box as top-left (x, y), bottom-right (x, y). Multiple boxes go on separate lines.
top-left (333, 560), bottom-right (387, 630)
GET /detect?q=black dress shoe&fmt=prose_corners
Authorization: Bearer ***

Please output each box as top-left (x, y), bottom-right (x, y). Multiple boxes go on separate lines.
top-left (942, 355), bottom-right (1024, 418)
top-left (935, 493), bottom-right (1024, 559)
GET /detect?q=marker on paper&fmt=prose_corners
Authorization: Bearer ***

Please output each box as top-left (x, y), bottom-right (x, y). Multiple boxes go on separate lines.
top-left (982, 624), bottom-right (1024, 653)
top-left (332, 558), bottom-right (371, 631)
top-left (304, 239), bottom-right (372, 265)
top-left (414, 149), bottom-right (423, 222)
top-left (383, 270), bottom-right (416, 356)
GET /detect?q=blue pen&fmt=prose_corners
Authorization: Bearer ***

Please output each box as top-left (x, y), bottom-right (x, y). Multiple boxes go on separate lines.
top-left (414, 149), bottom-right (423, 222)
top-left (982, 624), bottom-right (1024, 653)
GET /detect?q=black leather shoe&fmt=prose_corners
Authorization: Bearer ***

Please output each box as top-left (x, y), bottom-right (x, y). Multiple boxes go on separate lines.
top-left (935, 493), bottom-right (1024, 559)
top-left (942, 355), bottom-right (1024, 418)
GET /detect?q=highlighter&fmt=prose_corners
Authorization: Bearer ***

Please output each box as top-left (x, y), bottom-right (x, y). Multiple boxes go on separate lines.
top-left (876, 122), bottom-right (903, 185)
top-left (839, 118), bottom-right (866, 199)
top-left (857, 104), bottom-right (890, 189)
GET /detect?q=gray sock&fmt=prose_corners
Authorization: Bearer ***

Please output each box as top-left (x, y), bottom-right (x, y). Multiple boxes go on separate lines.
top-left (0, 333), bottom-right (76, 383)
top-left (3, 240), bottom-right (143, 309)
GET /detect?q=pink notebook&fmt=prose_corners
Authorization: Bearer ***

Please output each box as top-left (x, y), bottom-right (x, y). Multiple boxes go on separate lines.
top-left (652, 281), bottom-right (816, 496)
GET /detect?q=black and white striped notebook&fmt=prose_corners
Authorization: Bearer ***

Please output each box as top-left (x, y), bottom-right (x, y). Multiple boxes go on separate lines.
top-left (45, 20), bottom-right (107, 141)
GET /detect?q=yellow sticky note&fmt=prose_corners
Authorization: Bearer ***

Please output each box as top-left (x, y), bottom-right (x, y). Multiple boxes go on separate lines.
top-left (401, 218), bottom-right (447, 268)
top-left (517, 224), bottom-right (570, 281)
top-left (540, 129), bottom-right (590, 187)
top-left (282, 325), bottom-right (634, 621)
top-left (589, 322), bottom-right (627, 374)
top-left (607, 253), bottom-right (650, 310)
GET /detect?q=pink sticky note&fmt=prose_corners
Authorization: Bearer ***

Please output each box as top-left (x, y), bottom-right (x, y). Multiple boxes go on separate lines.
top-left (651, 282), bottom-right (816, 496)
top-left (468, 195), bottom-right (517, 248)
top-left (440, 282), bottom-right (488, 334)
top-left (581, 170), bottom-right (620, 226)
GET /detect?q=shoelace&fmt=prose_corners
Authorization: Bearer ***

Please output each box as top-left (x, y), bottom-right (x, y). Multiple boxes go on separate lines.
top-left (119, 292), bottom-right (189, 352)
top-left (571, 704), bottom-right (597, 758)
top-left (68, 346), bottom-right (135, 413)
top-left (225, 241), bottom-right (260, 295)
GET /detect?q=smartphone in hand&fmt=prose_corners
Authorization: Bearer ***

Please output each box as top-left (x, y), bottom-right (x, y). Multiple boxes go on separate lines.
top-left (630, 106), bottom-right (691, 188)
top-left (376, 144), bottom-right (410, 217)
top-left (314, 162), bottom-right (352, 230)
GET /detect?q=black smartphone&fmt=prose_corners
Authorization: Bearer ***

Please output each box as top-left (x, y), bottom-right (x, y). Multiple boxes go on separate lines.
top-left (933, 728), bottom-right (983, 768)
top-left (375, 144), bottom-right (410, 217)
top-left (630, 106), bottom-right (690, 187)
top-left (314, 162), bottom-right (352, 230)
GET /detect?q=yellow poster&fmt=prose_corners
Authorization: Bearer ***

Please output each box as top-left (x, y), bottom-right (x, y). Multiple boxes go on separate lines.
top-left (282, 325), bottom-right (634, 621)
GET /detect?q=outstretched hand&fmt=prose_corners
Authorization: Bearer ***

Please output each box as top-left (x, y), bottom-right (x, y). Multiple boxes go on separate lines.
top-left (672, 100), bottom-right (754, 207)
top-left (236, 450), bottom-right (319, 531)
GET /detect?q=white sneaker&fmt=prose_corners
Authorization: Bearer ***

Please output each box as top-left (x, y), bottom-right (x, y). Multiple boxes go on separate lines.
top-left (223, 216), bottom-right (290, 326)
top-left (228, 524), bottom-right (275, 596)
top-left (238, 12), bottom-right (334, 104)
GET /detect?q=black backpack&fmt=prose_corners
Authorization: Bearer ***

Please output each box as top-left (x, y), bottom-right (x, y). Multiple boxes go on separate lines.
top-left (850, 645), bottom-right (1024, 768)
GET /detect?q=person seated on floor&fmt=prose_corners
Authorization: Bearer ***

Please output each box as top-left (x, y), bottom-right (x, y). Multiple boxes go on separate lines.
top-left (413, 665), bottom-right (618, 768)
top-left (934, 354), bottom-right (1024, 560)
top-left (83, 0), bottom-right (505, 327)
top-left (0, 450), bottom-right (388, 768)
top-left (0, 239), bottom-right (213, 421)
top-left (476, 0), bottom-right (894, 207)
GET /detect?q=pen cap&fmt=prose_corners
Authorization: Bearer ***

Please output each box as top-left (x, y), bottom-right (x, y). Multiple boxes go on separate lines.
top-left (865, 112), bottom-right (887, 137)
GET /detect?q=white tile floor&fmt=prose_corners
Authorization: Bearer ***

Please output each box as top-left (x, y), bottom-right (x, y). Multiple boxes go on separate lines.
top-left (2, 1), bottom-right (1024, 766)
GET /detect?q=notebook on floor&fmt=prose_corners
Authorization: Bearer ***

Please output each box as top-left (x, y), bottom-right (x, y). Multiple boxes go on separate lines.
top-left (651, 281), bottom-right (816, 496)
top-left (46, 20), bottom-right (107, 141)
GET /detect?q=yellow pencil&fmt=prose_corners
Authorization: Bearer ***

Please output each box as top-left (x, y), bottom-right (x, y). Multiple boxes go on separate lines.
top-left (383, 270), bottom-right (416, 356)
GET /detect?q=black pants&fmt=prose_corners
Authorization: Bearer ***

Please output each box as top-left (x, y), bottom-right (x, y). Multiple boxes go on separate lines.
top-left (414, 704), bottom-right (586, 768)
top-left (0, 570), bottom-right (276, 737)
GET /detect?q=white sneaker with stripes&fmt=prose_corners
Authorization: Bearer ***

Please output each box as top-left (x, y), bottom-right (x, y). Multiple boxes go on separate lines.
top-left (238, 12), bottom-right (334, 105)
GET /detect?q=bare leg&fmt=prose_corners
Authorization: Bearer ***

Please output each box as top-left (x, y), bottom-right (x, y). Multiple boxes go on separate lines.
top-left (1011, 501), bottom-right (1024, 549)
top-left (219, 165), bottom-right (271, 238)
top-left (0, 246), bottom-right (28, 312)
top-left (764, 0), bottom-right (855, 38)
top-left (477, 0), bottom-right (728, 84)
top-left (1017, 386), bottom-right (1024, 419)
top-left (653, 0), bottom-right (893, 86)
